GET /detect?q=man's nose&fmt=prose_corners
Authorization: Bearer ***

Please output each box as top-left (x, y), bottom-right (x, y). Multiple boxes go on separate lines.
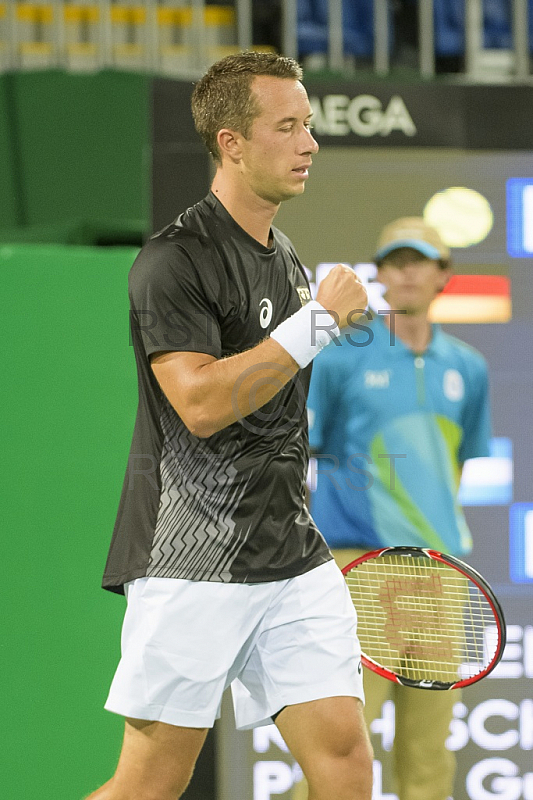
top-left (307, 130), bottom-right (319, 153)
top-left (300, 126), bottom-right (319, 154)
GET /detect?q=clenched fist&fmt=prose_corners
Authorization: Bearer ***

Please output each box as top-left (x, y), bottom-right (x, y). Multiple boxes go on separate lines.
top-left (316, 265), bottom-right (368, 330)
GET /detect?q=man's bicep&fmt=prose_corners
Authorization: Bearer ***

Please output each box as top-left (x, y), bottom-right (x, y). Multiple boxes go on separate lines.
top-left (151, 350), bottom-right (217, 417)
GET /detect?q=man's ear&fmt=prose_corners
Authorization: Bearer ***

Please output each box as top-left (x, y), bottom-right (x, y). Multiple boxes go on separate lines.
top-left (216, 128), bottom-right (243, 163)
top-left (437, 266), bottom-right (453, 293)
top-left (375, 264), bottom-right (390, 287)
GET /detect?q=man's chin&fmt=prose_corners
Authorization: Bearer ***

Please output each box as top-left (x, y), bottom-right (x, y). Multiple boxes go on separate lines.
top-left (279, 183), bottom-right (306, 202)
top-left (387, 298), bottom-right (420, 315)
top-left (262, 179), bottom-right (307, 205)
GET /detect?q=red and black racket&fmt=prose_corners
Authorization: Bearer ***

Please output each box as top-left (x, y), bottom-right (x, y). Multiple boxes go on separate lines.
top-left (342, 546), bottom-right (506, 690)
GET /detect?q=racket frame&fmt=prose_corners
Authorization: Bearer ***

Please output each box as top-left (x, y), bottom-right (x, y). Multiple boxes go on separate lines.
top-left (342, 546), bottom-right (507, 690)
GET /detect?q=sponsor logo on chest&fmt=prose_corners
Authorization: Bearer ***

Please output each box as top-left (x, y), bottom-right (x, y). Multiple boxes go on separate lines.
top-left (364, 369), bottom-right (391, 389)
top-left (296, 286), bottom-right (312, 306)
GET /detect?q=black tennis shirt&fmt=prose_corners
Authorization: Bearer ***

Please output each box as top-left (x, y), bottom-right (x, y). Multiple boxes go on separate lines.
top-left (102, 193), bottom-right (331, 593)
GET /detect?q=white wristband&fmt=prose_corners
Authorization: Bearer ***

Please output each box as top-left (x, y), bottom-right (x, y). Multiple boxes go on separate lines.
top-left (270, 300), bottom-right (340, 368)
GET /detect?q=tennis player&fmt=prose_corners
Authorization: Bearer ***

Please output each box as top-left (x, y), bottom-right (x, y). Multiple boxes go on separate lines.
top-left (86, 52), bottom-right (372, 800)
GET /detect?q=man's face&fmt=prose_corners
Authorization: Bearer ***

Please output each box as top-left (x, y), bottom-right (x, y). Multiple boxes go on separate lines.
top-left (378, 253), bottom-right (451, 314)
top-left (237, 76), bottom-right (319, 205)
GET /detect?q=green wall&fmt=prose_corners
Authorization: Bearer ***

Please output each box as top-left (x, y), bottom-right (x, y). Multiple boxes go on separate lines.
top-left (4, 244), bottom-right (140, 798)
top-left (0, 71), bottom-right (150, 244)
top-left (0, 77), bottom-right (20, 228)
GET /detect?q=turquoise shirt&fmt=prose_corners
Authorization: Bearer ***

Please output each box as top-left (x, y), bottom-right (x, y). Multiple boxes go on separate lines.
top-left (308, 314), bottom-right (491, 556)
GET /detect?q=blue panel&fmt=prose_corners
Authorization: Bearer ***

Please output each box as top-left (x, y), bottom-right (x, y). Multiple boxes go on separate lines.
top-left (343, 0), bottom-right (376, 57)
top-left (297, 0), bottom-right (389, 58)
top-left (434, 0), bottom-right (465, 56)
top-left (298, 0), bottom-right (328, 54)
top-left (509, 503), bottom-right (533, 583)
top-left (483, 0), bottom-right (512, 49)
top-left (506, 178), bottom-right (533, 258)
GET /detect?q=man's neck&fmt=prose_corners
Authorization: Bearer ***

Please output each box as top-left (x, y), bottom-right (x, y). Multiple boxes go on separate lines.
top-left (211, 172), bottom-right (279, 247)
top-left (383, 309), bottom-right (433, 354)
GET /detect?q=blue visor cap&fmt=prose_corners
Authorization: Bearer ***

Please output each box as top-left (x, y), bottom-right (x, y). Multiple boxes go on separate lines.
top-left (376, 239), bottom-right (442, 261)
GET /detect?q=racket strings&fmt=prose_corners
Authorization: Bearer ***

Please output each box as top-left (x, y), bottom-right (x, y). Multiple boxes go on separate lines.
top-left (345, 554), bottom-right (497, 684)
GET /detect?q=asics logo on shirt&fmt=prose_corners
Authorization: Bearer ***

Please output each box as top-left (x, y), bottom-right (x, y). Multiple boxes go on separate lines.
top-left (364, 369), bottom-right (391, 388)
top-left (259, 298), bottom-right (273, 329)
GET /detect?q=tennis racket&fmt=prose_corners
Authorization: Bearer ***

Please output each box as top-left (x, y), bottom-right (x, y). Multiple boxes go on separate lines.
top-left (342, 546), bottom-right (506, 690)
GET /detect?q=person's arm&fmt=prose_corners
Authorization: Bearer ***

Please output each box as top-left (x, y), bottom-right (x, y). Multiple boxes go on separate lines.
top-left (152, 264), bottom-right (367, 438)
top-left (151, 340), bottom-right (297, 438)
top-left (459, 358), bottom-right (492, 462)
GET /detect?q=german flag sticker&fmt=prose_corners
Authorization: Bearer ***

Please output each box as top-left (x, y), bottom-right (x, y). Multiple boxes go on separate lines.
top-left (429, 275), bottom-right (511, 324)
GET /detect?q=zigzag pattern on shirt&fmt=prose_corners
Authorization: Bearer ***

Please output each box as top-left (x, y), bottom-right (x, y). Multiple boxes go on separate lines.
top-left (147, 400), bottom-right (252, 582)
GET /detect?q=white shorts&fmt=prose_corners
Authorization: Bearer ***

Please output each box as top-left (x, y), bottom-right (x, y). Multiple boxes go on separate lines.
top-left (104, 559), bottom-right (364, 730)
